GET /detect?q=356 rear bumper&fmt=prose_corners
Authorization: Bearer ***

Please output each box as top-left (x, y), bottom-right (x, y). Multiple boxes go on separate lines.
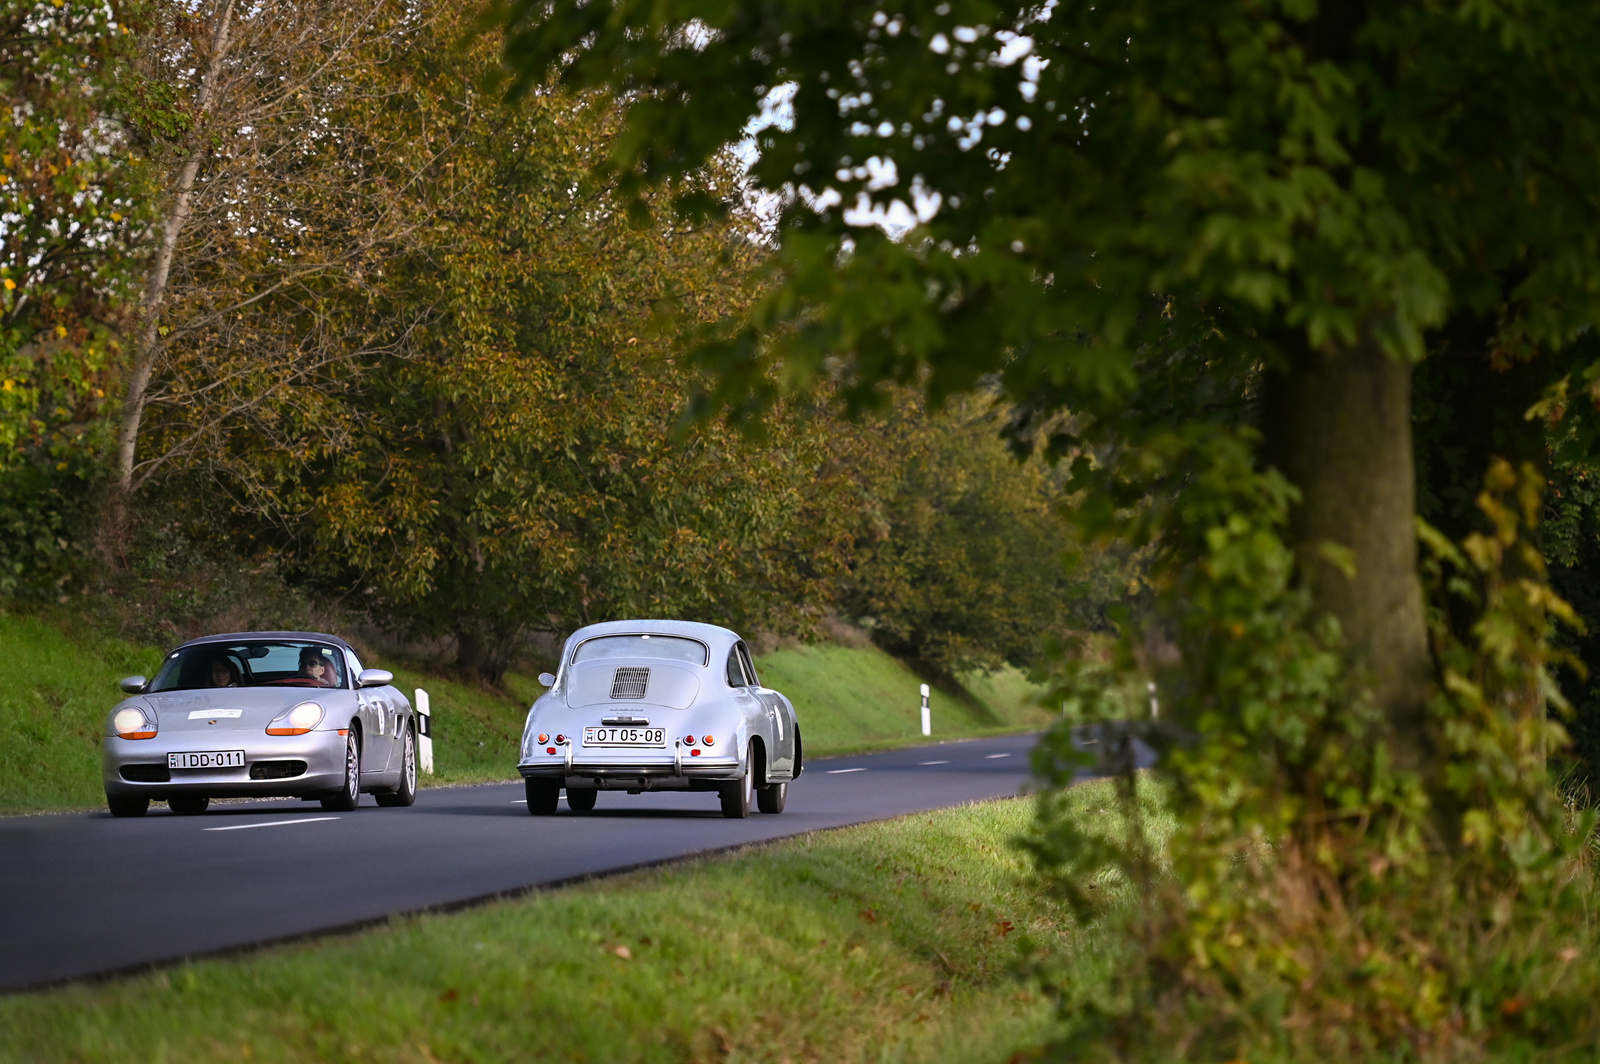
top-left (518, 753), bottom-right (742, 785)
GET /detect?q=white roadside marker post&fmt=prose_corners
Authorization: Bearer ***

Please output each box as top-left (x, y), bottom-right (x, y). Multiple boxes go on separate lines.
top-left (416, 688), bottom-right (434, 774)
top-left (920, 683), bottom-right (931, 737)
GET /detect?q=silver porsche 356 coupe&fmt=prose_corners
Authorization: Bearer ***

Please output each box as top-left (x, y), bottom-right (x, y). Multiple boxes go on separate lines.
top-left (518, 620), bottom-right (802, 818)
top-left (101, 631), bottom-right (418, 817)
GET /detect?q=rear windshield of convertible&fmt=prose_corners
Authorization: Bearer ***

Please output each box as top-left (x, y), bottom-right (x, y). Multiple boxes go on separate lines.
top-left (148, 641), bottom-right (349, 692)
top-left (572, 635), bottom-right (708, 666)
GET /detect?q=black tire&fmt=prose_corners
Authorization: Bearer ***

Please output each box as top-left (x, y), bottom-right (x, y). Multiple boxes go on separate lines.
top-left (566, 787), bottom-right (597, 812)
top-left (321, 730), bottom-right (361, 811)
top-left (106, 794), bottom-right (148, 818)
top-left (757, 780), bottom-right (787, 814)
top-left (168, 794), bottom-right (210, 816)
top-left (719, 743), bottom-right (754, 819)
top-left (525, 778), bottom-right (559, 815)
top-left (374, 724), bottom-right (418, 808)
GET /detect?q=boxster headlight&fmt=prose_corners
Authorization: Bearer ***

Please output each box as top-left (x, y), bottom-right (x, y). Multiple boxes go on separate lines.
top-left (113, 707), bottom-right (157, 740)
top-left (266, 701), bottom-right (324, 736)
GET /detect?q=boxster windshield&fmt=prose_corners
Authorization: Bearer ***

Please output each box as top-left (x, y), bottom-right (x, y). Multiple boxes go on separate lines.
top-left (148, 641), bottom-right (348, 692)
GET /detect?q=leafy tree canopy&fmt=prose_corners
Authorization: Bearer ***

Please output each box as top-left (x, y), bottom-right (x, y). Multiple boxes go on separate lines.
top-left (498, 0), bottom-right (1600, 419)
top-left (0, 0), bottom-right (144, 593)
top-left (495, 0), bottom-right (1600, 1054)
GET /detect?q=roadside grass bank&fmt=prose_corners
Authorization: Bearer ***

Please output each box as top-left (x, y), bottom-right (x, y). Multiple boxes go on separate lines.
top-left (756, 643), bottom-right (1053, 755)
top-left (0, 795), bottom-right (1114, 1064)
top-left (0, 608), bottom-right (1049, 813)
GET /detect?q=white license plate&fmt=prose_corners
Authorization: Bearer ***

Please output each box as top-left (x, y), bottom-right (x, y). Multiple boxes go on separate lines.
top-left (168, 750), bottom-right (246, 770)
top-left (583, 727), bottom-right (666, 747)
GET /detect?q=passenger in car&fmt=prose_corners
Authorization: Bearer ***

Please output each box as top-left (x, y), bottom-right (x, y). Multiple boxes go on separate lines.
top-left (209, 659), bottom-right (240, 687)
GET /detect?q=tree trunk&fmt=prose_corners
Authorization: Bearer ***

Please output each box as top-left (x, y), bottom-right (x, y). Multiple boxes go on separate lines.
top-left (114, 0), bottom-right (237, 493)
top-left (1262, 340), bottom-right (1437, 778)
top-left (455, 623), bottom-right (511, 685)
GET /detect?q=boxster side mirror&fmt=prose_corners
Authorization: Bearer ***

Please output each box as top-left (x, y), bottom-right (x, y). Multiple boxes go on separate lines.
top-left (357, 668), bottom-right (394, 689)
top-left (538, 672), bottom-right (556, 687)
top-left (119, 675), bottom-right (148, 695)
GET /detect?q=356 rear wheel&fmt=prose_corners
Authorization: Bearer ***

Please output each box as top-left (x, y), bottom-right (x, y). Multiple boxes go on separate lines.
top-left (566, 787), bottom-right (597, 812)
top-left (719, 743), bottom-right (754, 819)
top-left (525, 778), bottom-right (559, 815)
top-left (756, 780), bottom-right (787, 814)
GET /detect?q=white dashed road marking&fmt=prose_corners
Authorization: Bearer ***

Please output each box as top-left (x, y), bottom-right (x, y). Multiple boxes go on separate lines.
top-left (204, 817), bottom-right (340, 833)
top-left (985, 753), bottom-right (1012, 759)
top-left (825, 768), bottom-right (867, 774)
top-left (919, 760), bottom-right (949, 765)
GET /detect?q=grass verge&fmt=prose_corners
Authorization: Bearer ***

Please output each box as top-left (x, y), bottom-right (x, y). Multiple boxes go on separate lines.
top-left (753, 643), bottom-right (1053, 754)
top-left (0, 796), bottom-right (1099, 1064)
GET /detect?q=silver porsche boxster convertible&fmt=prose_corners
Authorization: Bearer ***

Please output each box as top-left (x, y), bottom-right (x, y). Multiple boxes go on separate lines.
top-left (518, 620), bottom-right (802, 818)
top-left (101, 631), bottom-right (418, 817)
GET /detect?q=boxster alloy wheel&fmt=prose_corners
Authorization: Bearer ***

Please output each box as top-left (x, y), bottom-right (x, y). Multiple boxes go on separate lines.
top-left (322, 730), bottom-right (361, 811)
top-left (168, 794), bottom-right (210, 815)
top-left (375, 724), bottom-right (418, 807)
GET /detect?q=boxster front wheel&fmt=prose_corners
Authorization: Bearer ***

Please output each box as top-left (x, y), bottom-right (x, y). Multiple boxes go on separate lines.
top-left (322, 731), bottom-right (361, 811)
top-left (106, 794), bottom-right (148, 818)
top-left (375, 724), bottom-right (418, 808)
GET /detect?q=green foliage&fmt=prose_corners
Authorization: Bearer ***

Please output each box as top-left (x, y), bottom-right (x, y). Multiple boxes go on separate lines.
top-left (0, 0), bottom-right (146, 594)
top-left (1023, 454), bottom-right (1594, 1059)
top-left (1544, 461), bottom-right (1600, 783)
top-left (124, 11), bottom-right (876, 679)
top-left (499, 0), bottom-right (1600, 431)
top-left (496, 0), bottom-right (1600, 1054)
top-left (839, 395), bottom-right (1112, 679)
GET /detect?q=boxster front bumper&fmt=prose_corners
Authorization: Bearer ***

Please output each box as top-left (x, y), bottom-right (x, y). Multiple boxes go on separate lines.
top-left (101, 728), bottom-right (348, 799)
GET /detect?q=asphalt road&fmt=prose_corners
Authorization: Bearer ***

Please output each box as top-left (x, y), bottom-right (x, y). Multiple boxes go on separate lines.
top-left (0, 732), bottom-right (1050, 993)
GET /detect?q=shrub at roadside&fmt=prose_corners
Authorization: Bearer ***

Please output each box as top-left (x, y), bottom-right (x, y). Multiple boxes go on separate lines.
top-left (1026, 452), bottom-right (1600, 1061)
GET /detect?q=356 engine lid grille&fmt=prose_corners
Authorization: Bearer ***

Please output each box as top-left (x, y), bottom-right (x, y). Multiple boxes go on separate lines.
top-left (610, 667), bottom-right (650, 699)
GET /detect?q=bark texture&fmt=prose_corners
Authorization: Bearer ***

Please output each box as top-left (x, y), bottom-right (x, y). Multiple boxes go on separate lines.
top-left (114, 0), bottom-right (237, 492)
top-left (1263, 342), bottom-right (1436, 775)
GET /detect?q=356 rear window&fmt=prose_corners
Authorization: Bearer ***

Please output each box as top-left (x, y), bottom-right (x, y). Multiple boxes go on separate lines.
top-left (571, 634), bottom-right (707, 666)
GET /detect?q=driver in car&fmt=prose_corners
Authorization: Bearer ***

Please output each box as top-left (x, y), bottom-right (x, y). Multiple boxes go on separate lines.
top-left (298, 648), bottom-right (338, 687)
top-left (209, 659), bottom-right (240, 687)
